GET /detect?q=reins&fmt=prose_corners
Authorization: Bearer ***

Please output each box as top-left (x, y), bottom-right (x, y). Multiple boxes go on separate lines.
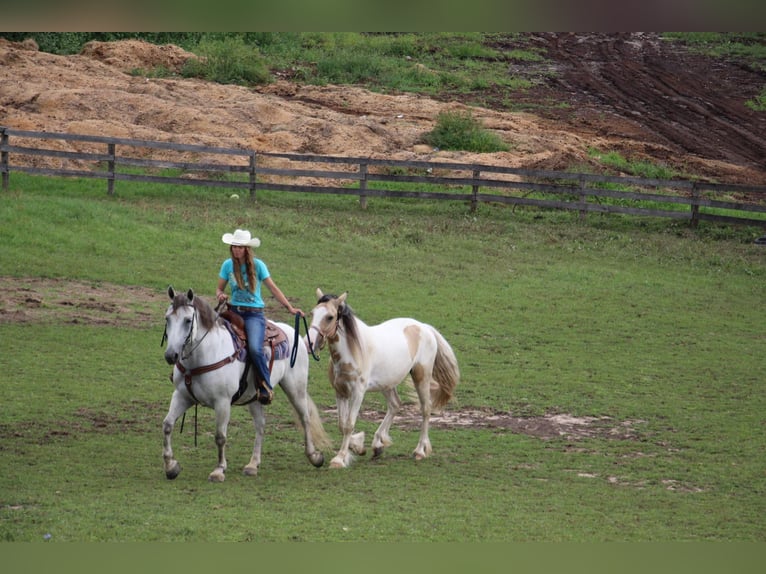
top-left (291, 312), bottom-right (321, 367)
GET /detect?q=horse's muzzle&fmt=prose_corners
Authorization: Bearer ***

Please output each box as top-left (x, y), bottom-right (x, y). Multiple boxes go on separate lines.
top-left (164, 350), bottom-right (178, 365)
top-left (313, 334), bottom-right (326, 351)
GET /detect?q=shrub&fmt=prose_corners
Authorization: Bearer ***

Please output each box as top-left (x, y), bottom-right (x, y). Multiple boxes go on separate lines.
top-left (423, 110), bottom-right (509, 153)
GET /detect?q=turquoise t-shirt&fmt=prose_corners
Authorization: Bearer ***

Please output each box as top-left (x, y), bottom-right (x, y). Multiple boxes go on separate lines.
top-left (218, 258), bottom-right (270, 308)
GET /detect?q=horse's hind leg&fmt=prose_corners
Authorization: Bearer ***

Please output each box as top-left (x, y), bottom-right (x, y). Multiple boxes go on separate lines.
top-left (208, 400), bottom-right (231, 482)
top-left (411, 365), bottom-right (433, 460)
top-left (244, 401), bottom-right (266, 476)
top-left (162, 390), bottom-right (192, 480)
top-left (372, 387), bottom-right (402, 458)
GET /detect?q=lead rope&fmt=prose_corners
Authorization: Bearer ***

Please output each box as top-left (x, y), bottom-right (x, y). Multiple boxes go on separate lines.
top-left (291, 313), bottom-right (321, 367)
top-left (178, 404), bottom-right (199, 447)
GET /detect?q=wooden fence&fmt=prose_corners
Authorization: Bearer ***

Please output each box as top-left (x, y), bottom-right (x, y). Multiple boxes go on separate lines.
top-left (2, 126), bottom-right (766, 227)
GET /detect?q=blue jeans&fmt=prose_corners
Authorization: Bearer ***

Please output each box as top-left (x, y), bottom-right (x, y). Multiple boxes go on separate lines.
top-left (237, 309), bottom-right (271, 389)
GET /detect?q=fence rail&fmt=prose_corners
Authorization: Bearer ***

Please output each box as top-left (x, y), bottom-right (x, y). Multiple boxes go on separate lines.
top-left (2, 126), bottom-right (765, 227)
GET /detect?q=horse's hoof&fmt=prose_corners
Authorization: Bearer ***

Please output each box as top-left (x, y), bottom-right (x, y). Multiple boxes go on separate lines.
top-left (349, 432), bottom-right (366, 456)
top-left (350, 444), bottom-right (366, 456)
top-left (372, 447), bottom-right (384, 459)
top-left (243, 464), bottom-right (259, 477)
top-left (208, 469), bottom-right (226, 482)
top-left (309, 452), bottom-right (324, 467)
top-left (329, 457), bottom-right (347, 469)
top-left (165, 461), bottom-right (181, 480)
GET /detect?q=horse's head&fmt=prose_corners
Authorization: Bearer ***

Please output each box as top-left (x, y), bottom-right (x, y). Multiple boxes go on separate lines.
top-left (163, 286), bottom-right (198, 365)
top-left (309, 288), bottom-right (349, 351)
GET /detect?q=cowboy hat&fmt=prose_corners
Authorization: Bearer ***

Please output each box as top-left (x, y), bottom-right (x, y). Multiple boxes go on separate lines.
top-left (222, 229), bottom-right (261, 248)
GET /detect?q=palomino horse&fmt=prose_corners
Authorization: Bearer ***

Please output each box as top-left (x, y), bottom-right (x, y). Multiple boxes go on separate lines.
top-left (309, 289), bottom-right (460, 468)
top-left (162, 287), bottom-right (328, 482)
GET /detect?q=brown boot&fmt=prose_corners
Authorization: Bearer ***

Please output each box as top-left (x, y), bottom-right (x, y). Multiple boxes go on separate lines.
top-left (256, 381), bottom-right (274, 405)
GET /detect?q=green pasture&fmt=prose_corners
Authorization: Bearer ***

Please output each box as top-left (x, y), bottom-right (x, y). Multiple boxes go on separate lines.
top-left (1, 175), bottom-right (765, 541)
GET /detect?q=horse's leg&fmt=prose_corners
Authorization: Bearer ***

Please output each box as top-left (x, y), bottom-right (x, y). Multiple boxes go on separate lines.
top-left (208, 399), bottom-right (231, 482)
top-left (162, 390), bottom-right (192, 479)
top-left (411, 366), bottom-right (433, 460)
top-left (279, 373), bottom-right (326, 468)
top-left (331, 384), bottom-right (366, 468)
top-left (372, 387), bottom-right (402, 458)
top-left (243, 401), bottom-right (265, 476)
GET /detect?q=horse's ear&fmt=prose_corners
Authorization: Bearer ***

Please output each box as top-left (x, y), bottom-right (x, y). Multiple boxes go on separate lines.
top-left (316, 288), bottom-right (324, 301)
top-left (187, 288), bottom-right (194, 303)
top-left (337, 291), bottom-right (348, 306)
top-left (168, 286), bottom-right (175, 300)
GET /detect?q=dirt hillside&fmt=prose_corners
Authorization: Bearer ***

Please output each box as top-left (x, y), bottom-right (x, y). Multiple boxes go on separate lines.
top-left (1, 33), bottom-right (764, 184)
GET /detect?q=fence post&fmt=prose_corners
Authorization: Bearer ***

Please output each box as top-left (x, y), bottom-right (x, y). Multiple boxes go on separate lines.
top-left (359, 161), bottom-right (368, 210)
top-left (107, 143), bottom-right (116, 196)
top-left (249, 152), bottom-right (256, 200)
top-left (1, 127), bottom-right (9, 191)
top-left (579, 175), bottom-right (587, 222)
top-left (690, 182), bottom-right (700, 228)
top-left (471, 169), bottom-right (480, 213)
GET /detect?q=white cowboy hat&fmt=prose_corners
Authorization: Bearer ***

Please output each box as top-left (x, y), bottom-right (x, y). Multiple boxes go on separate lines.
top-left (222, 229), bottom-right (261, 248)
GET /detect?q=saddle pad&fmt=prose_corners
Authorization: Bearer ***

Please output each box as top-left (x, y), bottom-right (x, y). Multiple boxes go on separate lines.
top-left (272, 339), bottom-right (290, 361)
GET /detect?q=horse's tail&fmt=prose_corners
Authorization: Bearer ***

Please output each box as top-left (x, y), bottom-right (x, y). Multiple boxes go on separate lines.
top-left (429, 327), bottom-right (460, 409)
top-left (305, 395), bottom-right (332, 451)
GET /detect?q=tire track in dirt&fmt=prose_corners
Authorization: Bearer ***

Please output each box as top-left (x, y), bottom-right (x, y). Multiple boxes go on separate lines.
top-left (534, 32), bottom-right (766, 171)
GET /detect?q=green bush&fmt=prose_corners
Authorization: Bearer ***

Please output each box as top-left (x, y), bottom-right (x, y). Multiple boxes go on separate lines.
top-left (423, 110), bottom-right (509, 152)
top-left (181, 36), bottom-right (271, 86)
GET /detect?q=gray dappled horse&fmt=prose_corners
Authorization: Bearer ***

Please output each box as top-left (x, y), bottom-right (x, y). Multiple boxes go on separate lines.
top-left (162, 287), bottom-right (328, 482)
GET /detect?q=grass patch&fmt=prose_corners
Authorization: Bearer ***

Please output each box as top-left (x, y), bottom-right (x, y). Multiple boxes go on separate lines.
top-left (181, 36), bottom-right (271, 86)
top-left (663, 33), bottom-right (766, 66)
top-left (746, 87), bottom-right (766, 112)
top-left (588, 148), bottom-right (681, 180)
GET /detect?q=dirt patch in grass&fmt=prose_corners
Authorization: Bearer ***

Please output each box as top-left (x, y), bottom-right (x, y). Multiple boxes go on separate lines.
top-left (348, 404), bottom-right (645, 441)
top-left (0, 276), bottom-right (164, 329)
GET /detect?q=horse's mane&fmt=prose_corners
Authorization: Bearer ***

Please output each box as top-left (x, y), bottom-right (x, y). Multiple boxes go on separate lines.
top-left (319, 293), bottom-right (362, 362)
top-left (172, 291), bottom-right (219, 331)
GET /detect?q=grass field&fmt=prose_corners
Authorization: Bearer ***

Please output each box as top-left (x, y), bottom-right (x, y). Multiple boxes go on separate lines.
top-left (1, 174), bottom-right (765, 542)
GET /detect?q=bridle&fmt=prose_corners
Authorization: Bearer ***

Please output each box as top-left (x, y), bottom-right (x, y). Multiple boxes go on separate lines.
top-left (308, 304), bottom-right (341, 351)
top-left (162, 302), bottom-right (242, 403)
